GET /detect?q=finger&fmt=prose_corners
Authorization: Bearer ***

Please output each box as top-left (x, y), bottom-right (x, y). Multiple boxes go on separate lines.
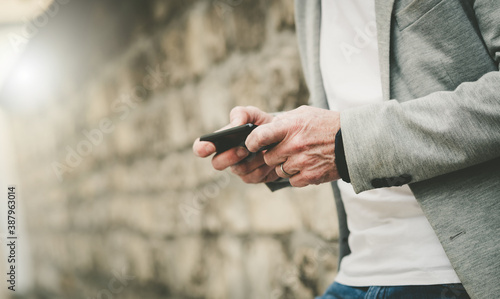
top-left (240, 164), bottom-right (276, 184)
top-left (195, 120), bottom-right (242, 157)
top-left (193, 138), bottom-right (216, 157)
top-left (289, 173), bottom-right (310, 188)
top-left (245, 119), bottom-right (289, 152)
top-left (263, 170), bottom-right (280, 183)
top-left (289, 170), bottom-right (326, 187)
top-left (230, 106), bottom-right (272, 126)
top-left (212, 146), bottom-right (249, 170)
top-left (214, 122), bottom-right (234, 132)
top-left (231, 152), bottom-right (266, 176)
top-left (274, 161), bottom-right (299, 179)
top-left (261, 142), bottom-right (290, 167)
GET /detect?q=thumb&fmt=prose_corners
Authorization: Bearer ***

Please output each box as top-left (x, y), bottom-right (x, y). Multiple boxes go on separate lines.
top-left (245, 120), bottom-right (288, 152)
top-left (230, 106), bottom-right (272, 126)
top-left (230, 107), bottom-right (247, 126)
top-left (230, 116), bottom-right (244, 126)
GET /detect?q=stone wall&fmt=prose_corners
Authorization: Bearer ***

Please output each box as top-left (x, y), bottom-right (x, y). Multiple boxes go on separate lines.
top-left (5, 1), bottom-right (339, 298)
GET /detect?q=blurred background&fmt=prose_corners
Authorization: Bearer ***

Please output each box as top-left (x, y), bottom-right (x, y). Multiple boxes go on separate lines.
top-left (0, 0), bottom-right (339, 298)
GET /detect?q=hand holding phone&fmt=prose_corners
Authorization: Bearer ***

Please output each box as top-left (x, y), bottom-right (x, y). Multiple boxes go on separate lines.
top-left (194, 106), bottom-right (281, 184)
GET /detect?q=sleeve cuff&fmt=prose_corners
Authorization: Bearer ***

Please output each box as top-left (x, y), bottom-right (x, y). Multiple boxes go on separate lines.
top-left (335, 129), bottom-right (351, 183)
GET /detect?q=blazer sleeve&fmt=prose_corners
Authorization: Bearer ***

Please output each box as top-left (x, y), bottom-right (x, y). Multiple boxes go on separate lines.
top-left (340, 0), bottom-right (500, 193)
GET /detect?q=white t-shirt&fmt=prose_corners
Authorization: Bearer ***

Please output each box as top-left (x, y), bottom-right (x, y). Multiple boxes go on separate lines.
top-left (320, 0), bottom-right (461, 286)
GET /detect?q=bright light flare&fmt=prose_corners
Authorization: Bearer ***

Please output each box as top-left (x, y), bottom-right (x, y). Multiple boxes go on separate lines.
top-left (3, 55), bottom-right (54, 111)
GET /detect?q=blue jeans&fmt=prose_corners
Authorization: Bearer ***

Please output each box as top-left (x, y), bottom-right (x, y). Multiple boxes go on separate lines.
top-left (316, 282), bottom-right (470, 299)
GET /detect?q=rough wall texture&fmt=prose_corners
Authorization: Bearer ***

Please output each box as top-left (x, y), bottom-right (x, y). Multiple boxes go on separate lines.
top-left (6, 1), bottom-right (339, 298)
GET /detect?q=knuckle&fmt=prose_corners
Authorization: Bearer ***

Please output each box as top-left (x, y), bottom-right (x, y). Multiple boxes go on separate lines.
top-left (275, 117), bottom-right (289, 128)
top-left (262, 153), bottom-right (273, 166)
top-left (230, 106), bottom-right (247, 120)
top-left (250, 130), bottom-right (265, 147)
top-left (231, 106), bottom-right (244, 114)
top-left (261, 127), bottom-right (275, 143)
top-left (232, 164), bottom-right (249, 175)
top-left (301, 171), bottom-right (316, 182)
top-left (295, 154), bottom-right (310, 166)
top-left (290, 140), bottom-right (306, 152)
top-left (242, 174), bottom-right (257, 184)
top-left (244, 167), bottom-right (270, 184)
top-left (230, 165), bottom-right (241, 175)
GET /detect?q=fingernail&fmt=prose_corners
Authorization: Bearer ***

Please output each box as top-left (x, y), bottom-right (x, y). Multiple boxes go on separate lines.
top-left (236, 147), bottom-right (249, 158)
top-left (205, 143), bottom-right (215, 153)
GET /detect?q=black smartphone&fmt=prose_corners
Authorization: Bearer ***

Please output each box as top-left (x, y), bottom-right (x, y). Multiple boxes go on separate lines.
top-left (200, 123), bottom-right (258, 153)
top-left (200, 123), bottom-right (278, 154)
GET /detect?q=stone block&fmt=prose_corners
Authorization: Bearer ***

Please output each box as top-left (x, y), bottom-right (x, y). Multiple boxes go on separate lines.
top-left (216, 236), bottom-right (245, 299)
top-left (289, 185), bottom-right (339, 241)
top-left (112, 118), bottom-right (141, 158)
top-left (247, 184), bottom-right (302, 234)
top-left (196, 75), bottom-right (232, 131)
top-left (186, 2), bottom-right (227, 76)
top-left (203, 180), bottom-right (251, 234)
top-left (245, 237), bottom-right (288, 299)
top-left (231, 0), bottom-right (267, 51)
top-left (125, 234), bottom-right (154, 282)
top-left (160, 237), bottom-right (204, 296)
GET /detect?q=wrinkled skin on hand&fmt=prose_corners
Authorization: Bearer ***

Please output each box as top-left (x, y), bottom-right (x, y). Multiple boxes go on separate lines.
top-left (245, 105), bottom-right (341, 187)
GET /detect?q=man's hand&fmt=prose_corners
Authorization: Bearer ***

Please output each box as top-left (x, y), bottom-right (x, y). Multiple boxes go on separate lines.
top-left (245, 106), bottom-right (341, 187)
top-left (193, 106), bottom-right (280, 183)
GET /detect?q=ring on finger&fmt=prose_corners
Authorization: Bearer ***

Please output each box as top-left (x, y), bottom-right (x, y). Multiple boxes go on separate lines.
top-left (280, 163), bottom-right (296, 178)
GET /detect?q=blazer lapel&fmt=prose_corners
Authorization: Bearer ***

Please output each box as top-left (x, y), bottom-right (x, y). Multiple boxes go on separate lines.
top-left (375, 0), bottom-right (396, 101)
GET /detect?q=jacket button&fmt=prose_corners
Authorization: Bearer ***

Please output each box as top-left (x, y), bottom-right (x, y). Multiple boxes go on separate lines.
top-left (371, 178), bottom-right (385, 188)
top-left (371, 174), bottom-right (412, 188)
top-left (395, 174), bottom-right (412, 186)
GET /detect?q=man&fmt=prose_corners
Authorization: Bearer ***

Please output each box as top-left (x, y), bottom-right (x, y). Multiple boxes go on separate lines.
top-left (194, 0), bottom-right (500, 298)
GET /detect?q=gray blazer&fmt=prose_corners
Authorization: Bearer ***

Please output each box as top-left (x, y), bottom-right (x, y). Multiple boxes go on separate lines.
top-left (291, 0), bottom-right (500, 298)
